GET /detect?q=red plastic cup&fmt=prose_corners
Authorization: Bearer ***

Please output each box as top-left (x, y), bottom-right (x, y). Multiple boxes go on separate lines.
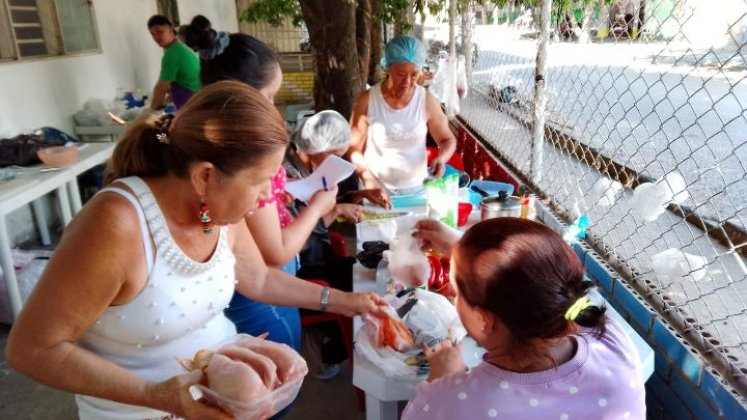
top-left (457, 202), bottom-right (473, 227)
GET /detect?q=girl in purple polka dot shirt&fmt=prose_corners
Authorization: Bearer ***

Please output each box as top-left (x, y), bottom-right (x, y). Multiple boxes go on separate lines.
top-left (404, 218), bottom-right (646, 420)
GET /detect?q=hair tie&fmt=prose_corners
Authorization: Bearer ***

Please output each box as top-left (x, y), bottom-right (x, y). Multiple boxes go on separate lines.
top-left (564, 296), bottom-right (593, 321)
top-left (199, 31), bottom-right (230, 60)
top-left (155, 113), bottom-right (174, 144)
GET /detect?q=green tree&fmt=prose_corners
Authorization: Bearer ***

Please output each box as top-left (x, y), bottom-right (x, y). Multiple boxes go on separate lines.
top-left (243, 0), bottom-right (387, 117)
top-left (240, 0), bottom-right (540, 115)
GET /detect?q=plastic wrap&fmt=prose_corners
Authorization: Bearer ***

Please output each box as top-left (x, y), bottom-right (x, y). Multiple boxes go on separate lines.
top-left (180, 334), bottom-right (308, 419)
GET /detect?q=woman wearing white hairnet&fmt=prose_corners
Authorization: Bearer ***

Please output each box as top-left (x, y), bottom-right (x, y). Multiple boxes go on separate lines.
top-left (349, 35), bottom-right (457, 207)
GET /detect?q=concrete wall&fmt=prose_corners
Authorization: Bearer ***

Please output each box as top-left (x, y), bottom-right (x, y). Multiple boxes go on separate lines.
top-left (178, 0), bottom-right (238, 33)
top-left (0, 0), bottom-right (237, 138)
top-left (0, 0), bottom-right (236, 246)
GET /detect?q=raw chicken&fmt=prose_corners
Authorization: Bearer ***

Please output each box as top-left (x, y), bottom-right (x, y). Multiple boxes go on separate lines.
top-left (205, 353), bottom-right (269, 403)
top-left (234, 336), bottom-right (307, 382)
top-left (218, 345), bottom-right (280, 390)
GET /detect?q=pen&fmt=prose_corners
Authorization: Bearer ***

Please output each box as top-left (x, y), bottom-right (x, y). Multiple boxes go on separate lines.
top-left (322, 176), bottom-right (328, 191)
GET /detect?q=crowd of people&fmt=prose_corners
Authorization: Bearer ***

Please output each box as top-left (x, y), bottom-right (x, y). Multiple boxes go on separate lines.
top-left (5, 12), bottom-right (645, 420)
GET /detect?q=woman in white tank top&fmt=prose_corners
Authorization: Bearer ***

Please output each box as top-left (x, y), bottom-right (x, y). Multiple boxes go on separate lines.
top-left (6, 82), bottom-right (386, 419)
top-left (349, 35), bottom-right (457, 206)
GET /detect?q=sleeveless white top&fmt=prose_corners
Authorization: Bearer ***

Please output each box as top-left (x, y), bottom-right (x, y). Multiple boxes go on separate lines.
top-left (364, 83), bottom-right (429, 190)
top-left (76, 176), bottom-right (237, 419)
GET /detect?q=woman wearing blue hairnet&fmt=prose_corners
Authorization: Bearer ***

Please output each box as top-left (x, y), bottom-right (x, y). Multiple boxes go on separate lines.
top-left (349, 35), bottom-right (457, 208)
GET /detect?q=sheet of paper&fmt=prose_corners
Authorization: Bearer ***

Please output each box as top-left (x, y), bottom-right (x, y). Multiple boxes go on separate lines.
top-left (285, 155), bottom-right (355, 202)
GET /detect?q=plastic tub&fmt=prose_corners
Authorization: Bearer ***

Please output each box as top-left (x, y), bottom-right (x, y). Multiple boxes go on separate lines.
top-left (390, 194), bottom-right (428, 209)
top-left (189, 334), bottom-right (308, 419)
top-left (37, 145), bottom-right (79, 166)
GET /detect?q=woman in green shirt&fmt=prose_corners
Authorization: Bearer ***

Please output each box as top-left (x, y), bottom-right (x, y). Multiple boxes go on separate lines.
top-left (147, 15), bottom-right (201, 110)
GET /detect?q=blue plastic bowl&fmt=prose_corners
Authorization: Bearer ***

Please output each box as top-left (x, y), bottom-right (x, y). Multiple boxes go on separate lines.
top-left (467, 180), bottom-right (514, 206)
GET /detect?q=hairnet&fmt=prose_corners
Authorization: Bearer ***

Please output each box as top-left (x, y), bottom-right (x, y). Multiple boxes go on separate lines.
top-left (381, 35), bottom-right (426, 69)
top-left (292, 110), bottom-right (351, 154)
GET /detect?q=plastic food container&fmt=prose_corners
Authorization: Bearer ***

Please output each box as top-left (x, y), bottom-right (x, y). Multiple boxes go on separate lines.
top-left (190, 334), bottom-right (308, 420)
top-left (37, 145), bottom-right (79, 166)
top-left (390, 194), bottom-right (428, 209)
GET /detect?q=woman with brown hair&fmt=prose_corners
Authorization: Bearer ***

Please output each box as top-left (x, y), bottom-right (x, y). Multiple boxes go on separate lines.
top-left (6, 81), bottom-right (385, 419)
top-left (404, 218), bottom-right (645, 419)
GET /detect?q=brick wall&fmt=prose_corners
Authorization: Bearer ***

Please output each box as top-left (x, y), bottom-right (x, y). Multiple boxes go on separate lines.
top-left (276, 71), bottom-right (314, 105)
top-left (455, 123), bottom-right (747, 419)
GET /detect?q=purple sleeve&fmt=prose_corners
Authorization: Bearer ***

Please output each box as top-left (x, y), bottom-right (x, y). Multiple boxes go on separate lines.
top-left (402, 380), bottom-right (437, 420)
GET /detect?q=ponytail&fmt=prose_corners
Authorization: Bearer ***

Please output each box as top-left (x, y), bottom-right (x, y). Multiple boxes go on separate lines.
top-left (107, 81), bottom-right (288, 185)
top-left (572, 281), bottom-right (608, 335)
top-left (105, 112), bottom-right (168, 184)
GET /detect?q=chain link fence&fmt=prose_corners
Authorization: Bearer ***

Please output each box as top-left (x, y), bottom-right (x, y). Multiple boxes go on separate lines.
top-left (449, 0), bottom-right (747, 396)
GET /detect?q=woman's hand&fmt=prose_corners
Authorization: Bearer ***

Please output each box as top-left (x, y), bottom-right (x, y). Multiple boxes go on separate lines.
top-left (352, 189), bottom-right (391, 209)
top-left (148, 370), bottom-right (233, 420)
top-left (361, 179), bottom-right (391, 209)
top-left (308, 185), bottom-right (339, 216)
top-left (412, 219), bottom-right (462, 257)
top-left (422, 340), bottom-right (465, 383)
top-left (333, 291), bottom-right (388, 318)
top-left (429, 155), bottom-right (448, 179)
top-left (334, 203), bottom-right (367, 223)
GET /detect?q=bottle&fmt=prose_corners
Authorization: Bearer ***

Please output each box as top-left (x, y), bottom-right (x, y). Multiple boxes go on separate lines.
top-left (376, 251), bottom-right (392, 296)
top-left (520, 195), bottom-right (530, 219)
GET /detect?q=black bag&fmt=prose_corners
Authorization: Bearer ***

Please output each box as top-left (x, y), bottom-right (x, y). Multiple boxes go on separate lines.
top-left (0, 133), bottom-right (64, 167)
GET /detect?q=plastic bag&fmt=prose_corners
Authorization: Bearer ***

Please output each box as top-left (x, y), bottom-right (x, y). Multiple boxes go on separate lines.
top-left (362, 306), bottom-right (415, 352)
top-left (651, 248), bottom-right (709, 282)
top-left (429, 56), bottom-right (448, 101)
top-left (631, 172), bottom-right (691, 222)
top-left (442, 57), bottom-right (460, 117)
top-left (388, 232), bottom-right (430, 288)
top-left (456, 55), bottom-right (468, 99)
top-left (355, 289), bottom-right (467, 380)
top-left (394, 289), bottom-right (466, 346)
top-left (73, 99), bottom-right (127, 127)
top-left (180, 334), bottom-right (308, 420)
top-left (630, 182), bottom-right (670, 222)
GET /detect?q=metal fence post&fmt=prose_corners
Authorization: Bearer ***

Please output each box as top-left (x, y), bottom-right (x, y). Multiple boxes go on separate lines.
top-left (531, 0), bottom-right (552, 184)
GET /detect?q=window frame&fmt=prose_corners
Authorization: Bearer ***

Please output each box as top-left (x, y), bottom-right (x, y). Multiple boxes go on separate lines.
top-left (0, 0), bottom-right (101, 63)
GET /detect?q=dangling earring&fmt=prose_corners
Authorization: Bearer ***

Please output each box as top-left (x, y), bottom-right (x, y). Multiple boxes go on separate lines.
top-left (199, 199), bottom-right (214, 234)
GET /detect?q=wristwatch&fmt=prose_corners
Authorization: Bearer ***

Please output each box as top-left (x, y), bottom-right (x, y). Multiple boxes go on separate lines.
top-left (319, 287), bottom-right (330, 312)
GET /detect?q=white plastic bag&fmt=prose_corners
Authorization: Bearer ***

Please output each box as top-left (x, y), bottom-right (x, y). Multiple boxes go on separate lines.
top-left (443, 57), bottom-right (460, 117)
top-left (456, 55), bottom-right (468, 100)
top-left (388, 233), bottom-right (430, 288)
top-left (73, 98), bottom-right (128, 126)
top-left (630, 182), bottom-right (670, 222)
top-left (355, 289), bottom-right (467, 380)
top-left (651, 248), bottom-right (709, 282)
top-left (631, 172), bottom-right (690, 222)
top-left (430, 56), bottom-right (448, 102)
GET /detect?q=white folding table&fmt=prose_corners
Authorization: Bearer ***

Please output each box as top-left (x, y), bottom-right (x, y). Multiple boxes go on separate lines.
top-left (0, 143), bottom-right (115, 317)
